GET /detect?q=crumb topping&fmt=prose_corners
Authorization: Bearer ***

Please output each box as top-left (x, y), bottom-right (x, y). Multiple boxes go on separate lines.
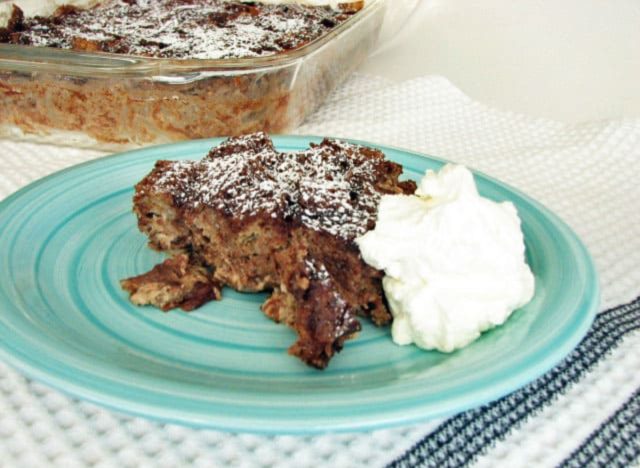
top-left (6, 0), bottom-right (358, 59)
top-left (153, 132), bottom-right (384, 240)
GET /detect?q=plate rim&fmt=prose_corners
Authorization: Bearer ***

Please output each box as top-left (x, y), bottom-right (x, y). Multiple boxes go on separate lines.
top-left (0, 135), bottom-right (600, 434)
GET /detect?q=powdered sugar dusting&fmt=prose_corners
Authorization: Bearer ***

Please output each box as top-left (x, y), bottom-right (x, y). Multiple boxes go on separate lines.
top-left (8, 0), bottom-right (357, 59)
top-left (154, 133), bottom-right (387, 240)
top-left (305, 258), bottom-right (330, 282)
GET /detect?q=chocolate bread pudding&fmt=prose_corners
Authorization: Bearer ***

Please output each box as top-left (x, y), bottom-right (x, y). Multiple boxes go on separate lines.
top-left (0, 0), bottom-right (362, 59)
top-left (0, 0), bottom-right (381, 147)
top-left (121, 133), bottom-right (416, 368)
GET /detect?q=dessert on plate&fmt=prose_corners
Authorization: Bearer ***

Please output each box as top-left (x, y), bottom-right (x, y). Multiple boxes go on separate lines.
top-left (122, 133), bottom-right (535, 368)
top-left (121, 132), bottom-right (416, 368)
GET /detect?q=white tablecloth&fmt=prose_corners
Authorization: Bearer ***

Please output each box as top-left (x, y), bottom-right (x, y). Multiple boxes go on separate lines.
top-left (1, 72), bottom-right (639, 467)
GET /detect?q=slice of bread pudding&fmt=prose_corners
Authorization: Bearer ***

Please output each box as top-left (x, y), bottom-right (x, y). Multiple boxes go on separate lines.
top-left (122, 133), bottom-right (415, 368)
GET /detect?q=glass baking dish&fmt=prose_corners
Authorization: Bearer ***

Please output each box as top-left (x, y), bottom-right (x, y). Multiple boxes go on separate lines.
top-left (0, 0), bottom-right (384, 149)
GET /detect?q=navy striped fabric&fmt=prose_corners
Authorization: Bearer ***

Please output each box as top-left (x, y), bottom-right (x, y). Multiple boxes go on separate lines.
top-left (560, 387), bottom-right (640, 468)
top-left (389, 296), bottom-right (640, 468)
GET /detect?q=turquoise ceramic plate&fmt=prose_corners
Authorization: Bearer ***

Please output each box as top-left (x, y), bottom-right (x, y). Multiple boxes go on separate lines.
top-left (0, 136), bottom-right (598, 434)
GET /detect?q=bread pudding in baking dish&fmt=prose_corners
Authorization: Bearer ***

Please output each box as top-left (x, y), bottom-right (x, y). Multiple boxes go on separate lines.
top-left (0, 0), bottom-right (379, 146)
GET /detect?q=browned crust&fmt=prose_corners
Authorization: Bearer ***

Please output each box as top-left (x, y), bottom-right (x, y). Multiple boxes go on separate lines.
top-left (338, 2), bottom-right (365, 14)
top-left (0, 1), bottom-right (359, 58)
top-left (120, 253), bottom-right (221, 311)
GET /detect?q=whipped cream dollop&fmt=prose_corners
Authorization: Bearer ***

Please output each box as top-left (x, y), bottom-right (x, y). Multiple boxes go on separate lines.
top-left (356, 164), bottom-right (535, 352)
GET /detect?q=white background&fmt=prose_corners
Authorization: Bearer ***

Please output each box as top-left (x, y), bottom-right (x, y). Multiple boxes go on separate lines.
top-left (366, 0), bottom-right (640, 123)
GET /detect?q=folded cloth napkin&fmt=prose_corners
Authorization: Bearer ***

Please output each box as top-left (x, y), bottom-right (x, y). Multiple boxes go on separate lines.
top-left (0, 74), bottom-right (638, 467)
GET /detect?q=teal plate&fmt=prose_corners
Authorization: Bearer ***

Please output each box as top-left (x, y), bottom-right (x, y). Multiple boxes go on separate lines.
top-left (0, 136), bottom-right (598, 434)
